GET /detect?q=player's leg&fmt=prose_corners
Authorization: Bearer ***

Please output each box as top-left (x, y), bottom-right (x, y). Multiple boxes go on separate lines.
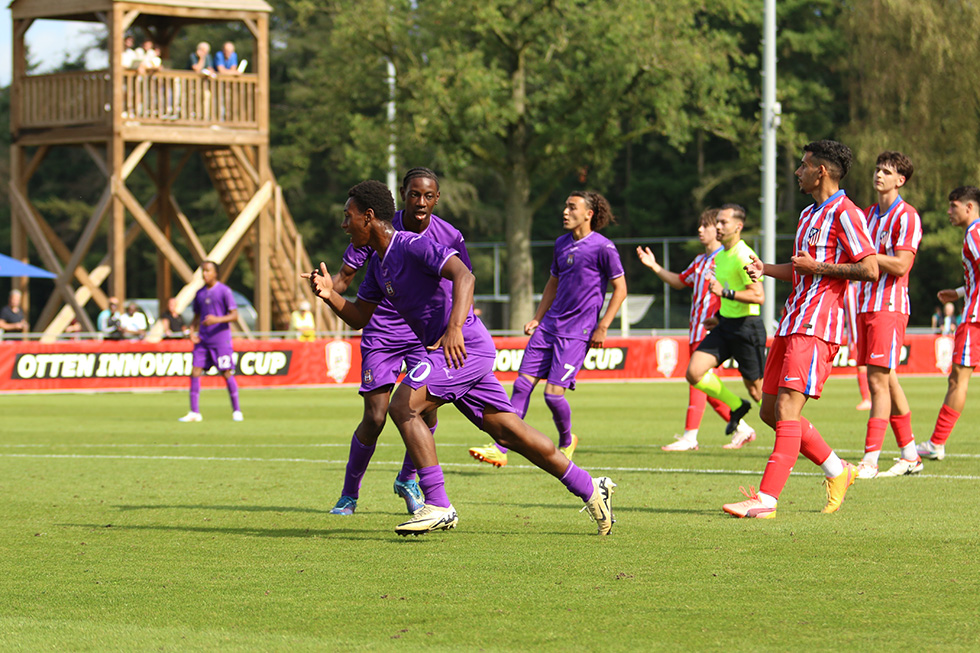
top-left (724, 317), bottom-right (766, 445)
top-left (858, 364), bottom-right (891, 476)
top-left (664, 384), bottom-right (707, 451)
top-left (877, 369), bottom-right (923, 477)
top-left (539, 336), bottom-right (588, 458)
top-left (688, 325), bottom-right (752, 434)
top-left (920, 363), bottom-right (972, 460)
top-left (179, 344), bottom-right (209, 421)
top-left (855, 365), bottom-right (872, 410)
top-left (331, 387), bottom-right (391, 515)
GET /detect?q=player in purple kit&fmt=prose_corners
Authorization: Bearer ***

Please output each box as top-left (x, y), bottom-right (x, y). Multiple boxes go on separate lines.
top-left (304, 180), bottom-right (616, 536)
top-left (326, 168), bottom-right (469, 516)
top-left (468, 191), bottom-right (627, 467)
top-left (178, 260), bottom-right (243, 422)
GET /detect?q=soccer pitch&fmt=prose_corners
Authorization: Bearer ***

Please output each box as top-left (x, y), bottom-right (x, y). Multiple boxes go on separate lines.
top-left (1, 377), bottom-right (978, 651)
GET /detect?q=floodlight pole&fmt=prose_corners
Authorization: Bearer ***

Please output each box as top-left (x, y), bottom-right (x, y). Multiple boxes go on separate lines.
top-left (761, 0), bottom-right (780, 331)
top-left (386, 58), bottom-right (398, 202)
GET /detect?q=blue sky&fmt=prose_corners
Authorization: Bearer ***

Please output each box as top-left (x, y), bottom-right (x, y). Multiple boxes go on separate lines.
top-left (0, 11), bottom-right (107, 85)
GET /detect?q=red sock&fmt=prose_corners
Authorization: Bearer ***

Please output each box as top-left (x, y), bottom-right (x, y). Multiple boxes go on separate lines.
top-left (799, 417), bottom-right (832, 465)
top-left (759, 420), bottom-right (801, 499)
top-left (864, 418), bottom-right (888, 453)
top-left (686, 386), bottom-right (708, 431)
top-left (931, 404), bottom-right (961, 446)
top-left (857, 372), bottom-right (870, 401)
top-left (890, 412), bottom-right (914, 448)
top-left (707, 396), bottom-right (731, 421)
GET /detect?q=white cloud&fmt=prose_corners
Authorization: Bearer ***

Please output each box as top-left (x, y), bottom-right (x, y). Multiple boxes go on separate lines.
top-left (0, 11), bottom-right (108, 86)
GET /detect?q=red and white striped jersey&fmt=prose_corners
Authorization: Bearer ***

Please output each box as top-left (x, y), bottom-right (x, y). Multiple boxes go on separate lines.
top-left (679, 247), bottom-right (722, 344)
top-left (857, 196), bottom-right (922, 315)
top-left (844, 280), bottom-right (860, 351)
top-left (961, 219), bottom-right (980, 324)
top-left (776, 190), bottom-right (876, 344)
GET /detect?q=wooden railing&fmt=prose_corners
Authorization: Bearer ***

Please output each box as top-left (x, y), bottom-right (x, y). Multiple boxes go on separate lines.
top-left (19, 70), bottom-right (258, 130)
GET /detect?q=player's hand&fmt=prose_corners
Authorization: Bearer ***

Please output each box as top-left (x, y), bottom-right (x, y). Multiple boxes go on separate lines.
top-left (190, 332), bottom-right (200, 344)
top-left (524, 319), bottom-right (539, 336)
top-left (201, 315), bottom-right (219, 326)
top-left (791, 250), bottom-right (819, 275)
top-left (744, 255), bottom-right (764, 282)
top-left (302, 262), bottom-right (334, 300)
top-left (431, 325), bottom-right (467, 369)
top-left (589, 324), bottom-right (608, 349)
top-left (702, 316), bottom-right (719, 331)
top-left (938, 289), bottom-right (959, 303)
top-left (708, 279), bottom-right (723, 297)
top-left (636, 246), bottom-right (659, 271)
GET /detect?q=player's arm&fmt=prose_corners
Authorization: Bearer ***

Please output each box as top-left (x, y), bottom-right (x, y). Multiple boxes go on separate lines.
top-left (303, 262), bottom-right (377, 330)
top-left (438, 255), bottom-right (475, 369)
top-left (525, 275), bottom-right (558, 336)
top-left (792, 251), bottom-right (878, 282)
top-left (590, 275), bottom-right (627, 349)
top-left (636, 246), bottom-right (685, 290)
top-left (709, 278), bottom-right (764, 305)
top-left (938, 288), bottom-right (964, 303)
top-left (876, 250), bottom-right (915, 277)
top-left (330, 263), bottom-right (358, 295)
top-left (744, 255), bottom-right (792, 282)
top-left (202, 308), bottom-right (238, 326)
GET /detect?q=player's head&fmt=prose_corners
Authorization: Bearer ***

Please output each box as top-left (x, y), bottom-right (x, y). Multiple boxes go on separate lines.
top-left (568, 191), bottom-right (616, 232)
top-left (802, 140), bottom-right (853, 182)
top-left (876, 151), bottom-right (913, 181)
top-left (399, 167), bottom-right (440, 230)
top-left (8, 289), bottom-right (21, 306)
top-left (697, 208), bottom-right (721, 246)
top-left (201, 260), bottom-right (219, 286)
top-left (345, 180), bottom-right (396, 247)
top-left (874, 151), bottom-right (913, 194)
top-left (947, 186), bottom-right (980, 228)
top-left (716, 203), bottom-right (746, 247)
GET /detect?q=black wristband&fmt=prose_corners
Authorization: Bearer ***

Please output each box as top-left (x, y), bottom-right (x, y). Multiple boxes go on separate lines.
top-left (722, 289), bottom-right (735, 300)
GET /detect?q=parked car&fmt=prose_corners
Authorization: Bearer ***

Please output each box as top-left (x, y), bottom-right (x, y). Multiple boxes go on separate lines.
top-left (128, 291), bottom-right (258, 332)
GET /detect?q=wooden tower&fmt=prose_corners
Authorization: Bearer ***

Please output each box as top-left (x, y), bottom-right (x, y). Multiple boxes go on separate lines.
top-left (8, 0), bottom-right (333, 341)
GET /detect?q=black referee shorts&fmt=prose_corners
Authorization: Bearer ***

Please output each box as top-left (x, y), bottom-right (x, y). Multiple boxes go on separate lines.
top-left (695, 315), bottom-right (767, 381)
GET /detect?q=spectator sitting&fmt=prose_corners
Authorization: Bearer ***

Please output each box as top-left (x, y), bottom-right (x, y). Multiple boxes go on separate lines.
top-left (931, 305), bottom-right (943, 333)
top-left (939, 301), bottom-right (960, 336)
top-left (136, 39), bottom-right (162, 74)
top-left (122, 35), bottom-right (140, 69)
top-left (290, 300), bottom-right (316, 341)
top-left (0, 289), bottom-right (28, 338)
top-left (97, 297), bottom-right (123, 339)
top-left (188, 41), bottom-right (214, 77)
top-left (163, 297), bottom-right (190, 339)
top-left (214, 42), bottom-right (239, 74)
top-left (119, 302), bottom-right (151, 340)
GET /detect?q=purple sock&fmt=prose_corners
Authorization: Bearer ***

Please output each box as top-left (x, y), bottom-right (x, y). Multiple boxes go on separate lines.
top-left (417, 465), bottom-right (451, 508)
top-left (560, 462), bottom-right (594, 502)
top-left (544, 391), bottom-right (573, 448)
top-left (397, 421), bottom-right (436, 482)
top-left (189, 376), bottom-right (200, 412)
top-left (341, 433), bottom-right (375, 498)
top-left (225, 375), bottom-right (240, 412)
top-left (510, 376), bottom-right (534, 418)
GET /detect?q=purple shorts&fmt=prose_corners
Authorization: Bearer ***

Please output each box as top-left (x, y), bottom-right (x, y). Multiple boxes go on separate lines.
top-left (192, 340), bottom-right (234, 372)
top-left (402, 349), bottom-right (514, 429)
top-left (518, 328), bottom-right (589, 389)
top-left (360, 339), bottom-right (428, 394)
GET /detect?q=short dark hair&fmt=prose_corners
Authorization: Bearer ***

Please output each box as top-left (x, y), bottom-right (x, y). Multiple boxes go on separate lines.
top-left (876, 151), bottom-right (914, 181)
top-left (803, 140), bottom-right (853, 181)
top-left (698, 208), bottom-right (720, 228)
top-left (719, 203), bottom-right (747, 226)
top-left (348, 180), bottom-right (395, 223)
top-left (949, 186), bottom-right (980, 206)
top-left (569, 191), bottom-right (616, 231)
top-left (202, 260), bottom-right (219, 274)
top-left (401, 167), bottom-right (439, 191)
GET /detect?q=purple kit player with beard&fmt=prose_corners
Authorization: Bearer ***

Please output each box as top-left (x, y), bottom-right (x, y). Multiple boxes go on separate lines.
top-left (469, 191), bottom-right (627, 467)
top-left (327, 167), bottom-right (470, 516)
top-left (178, 260), bottom-right (242, 422)
top-left (304, 180), bottom-right (616, 536)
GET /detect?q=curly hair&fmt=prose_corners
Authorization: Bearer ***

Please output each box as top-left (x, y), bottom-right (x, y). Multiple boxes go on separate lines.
top-left (569, 190), bottom-right (616, 231)
top-left (348, 180), bottom-right (395, 222)
top-left (803, 140), bottom-right (853, 181)
top-left (876, 151), bottom-right (914, 181)
top-left (401, 167), bottom-right (439, 191)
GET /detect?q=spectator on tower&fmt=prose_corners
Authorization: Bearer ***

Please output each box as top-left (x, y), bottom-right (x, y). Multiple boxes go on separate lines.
top-left (215, 42), bottom-right (239, 74)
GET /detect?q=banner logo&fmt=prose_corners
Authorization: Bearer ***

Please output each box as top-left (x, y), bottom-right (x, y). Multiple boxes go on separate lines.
top-left (656, 338), bottom-right (679, 377)
top-left (12, 350), bottom-right (290, 380)
top-left (326, 340), bottom-right (353, 383)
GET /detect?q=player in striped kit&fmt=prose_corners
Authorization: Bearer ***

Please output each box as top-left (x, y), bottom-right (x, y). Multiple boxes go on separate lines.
top-left (723, 140), bottom-right (878, 518)
top-left (854, 151), bottom-right (924, 479)
top-left (918, 186), bottom-right (980, 461)
top-left (844, 281), bottom-right (872, 410)
top-left (636, 208), bottom-right (754, 450)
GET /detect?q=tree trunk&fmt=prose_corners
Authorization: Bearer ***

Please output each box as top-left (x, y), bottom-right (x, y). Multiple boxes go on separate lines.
top-left (504, 46), bottom-right (533, 332)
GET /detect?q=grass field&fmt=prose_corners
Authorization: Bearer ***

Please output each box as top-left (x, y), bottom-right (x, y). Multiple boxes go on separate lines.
top-left (1, 376), bottom-right (979, 651)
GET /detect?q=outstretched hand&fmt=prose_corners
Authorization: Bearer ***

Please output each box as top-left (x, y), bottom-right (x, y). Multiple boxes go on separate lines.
top-left (937, 289), bottom-right (960, 303)
top-left (301, 262), bottom-right (334, 301)
top-left (636, 246), bottom-right (659, 270)
top-left (744, 255), bottom-right (764, 282)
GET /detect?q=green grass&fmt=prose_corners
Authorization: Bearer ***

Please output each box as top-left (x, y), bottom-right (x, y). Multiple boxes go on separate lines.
top-left (1, 377), bottom-right (979, 651)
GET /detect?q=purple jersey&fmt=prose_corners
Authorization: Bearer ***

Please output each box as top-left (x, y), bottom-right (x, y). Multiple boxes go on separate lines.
top-left (342, 211), bottom-right (470, 348)
top-left (193, 281), bottom-right (236, 345)
top-left (539, 231), bottom-right (625, 340)
top-left (357, 231), bottom-right (494, 358)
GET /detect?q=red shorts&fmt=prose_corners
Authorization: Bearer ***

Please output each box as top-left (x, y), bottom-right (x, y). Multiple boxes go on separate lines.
top-left (856, 312), bottom-right (908, 368)
top-left (953, 322), bottom-right (980, 369)
top-left (762, 334), bottom-right (839, 398)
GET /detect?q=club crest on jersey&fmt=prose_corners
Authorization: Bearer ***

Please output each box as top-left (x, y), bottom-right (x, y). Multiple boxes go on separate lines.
top-left (807, 227), bottom-right (821, 246)
top-left (566, 253), bottom-right (574, 266)
top-left (384, 281), bottom-right (395, 297)
top-left (363, 368), bottom-right (374, 385)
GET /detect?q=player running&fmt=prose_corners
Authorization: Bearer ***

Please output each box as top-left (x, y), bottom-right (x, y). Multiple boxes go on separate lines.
top-left (854, 151), bottom-right (924, 479)
top-left (305, 180), bottom-right (615, 536)
top-left (468, 191), bottom-right (627, 467)
top-left (918, 186), bottom-right (980, 462)
top-left (325, 168), bottom-right (467, 516)
top-left (723, 140), bottom-right (877, 518)
top-left (636, 208), bottom-right (754, 451)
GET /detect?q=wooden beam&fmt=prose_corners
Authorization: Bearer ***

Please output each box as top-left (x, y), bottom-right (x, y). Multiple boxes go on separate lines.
top-left (20, 145), bottom-right (49, 185)
top-left (14, 18), bottom-right (33, 40)
top-left (230, 145), bottom-right (260, 184)
top-left (169, 194), bottom-right (208, 264)
top-left (115, 180), bottom-right (196, 282)
top-left (121, 9), bottom-right (140, 32)
top-left (122, 141), bottom-right (153, 180)
top-left (83, 143), bottom-right (109, 178)
top-left (243, 17), bottom-right (260, 40)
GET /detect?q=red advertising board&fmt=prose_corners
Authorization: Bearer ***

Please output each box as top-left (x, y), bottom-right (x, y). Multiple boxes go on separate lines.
top-left (0, 334), bottom-right (956, 392)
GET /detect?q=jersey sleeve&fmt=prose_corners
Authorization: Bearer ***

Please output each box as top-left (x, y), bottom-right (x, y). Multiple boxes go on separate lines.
top-left (451, 232), bottom-right (473, 271)
top-left (838, 206), bottom-right (876, 262)
top-left (893, 207), bottom-right (923, 253)
top-left (678, 259), bottom-right (698, 288)
top-left (355, 256), bottom-right (384, 305)
top-left (342, 243), bottom-right (372, 271)
top-left (598, 242), bottom-right (625, 279)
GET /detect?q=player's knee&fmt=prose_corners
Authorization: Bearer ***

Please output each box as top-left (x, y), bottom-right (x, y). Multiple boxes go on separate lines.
top-left (685, 367), bottom-right (704, 386)
top-left (759, 404), bottom-right (776, 428)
